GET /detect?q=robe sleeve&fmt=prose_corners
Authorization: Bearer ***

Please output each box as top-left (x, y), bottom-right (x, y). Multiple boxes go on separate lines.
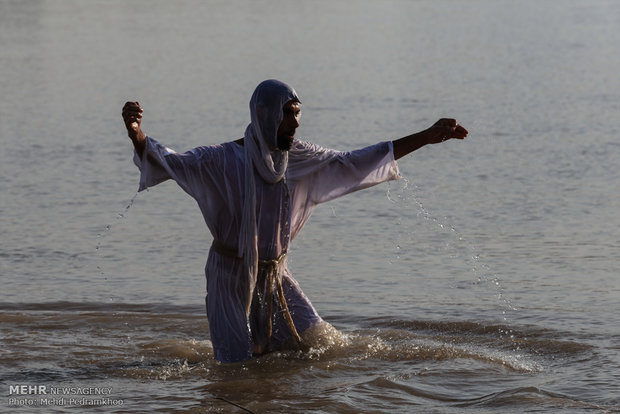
top-left (133, 136), bottom-right (216, 200)
top-left (306, 141), bottom-right (401, 205)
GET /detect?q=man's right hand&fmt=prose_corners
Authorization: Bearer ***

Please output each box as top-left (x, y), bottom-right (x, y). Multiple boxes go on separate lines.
top-left (122, 101), bottom-right (146, 156)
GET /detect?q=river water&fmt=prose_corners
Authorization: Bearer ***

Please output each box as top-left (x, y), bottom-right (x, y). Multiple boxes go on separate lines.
top-left (1, 0), bottom-right (618, 412)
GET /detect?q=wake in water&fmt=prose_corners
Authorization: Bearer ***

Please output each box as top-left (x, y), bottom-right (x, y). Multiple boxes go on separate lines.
top-left (113, 317), bottom-right (553, 378)
top-left (1, 302), bottom-right (606, 412)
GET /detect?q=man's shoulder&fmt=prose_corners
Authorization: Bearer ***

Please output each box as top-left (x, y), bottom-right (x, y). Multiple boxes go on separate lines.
top-left (287, 139), bottom-right (340, 174)
top-left (290, 139), bottom-right (327, 154)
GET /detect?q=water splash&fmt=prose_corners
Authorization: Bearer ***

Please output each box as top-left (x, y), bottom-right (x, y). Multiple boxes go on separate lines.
top-left (141, 338), bottom-right (214, 364)
top-left (386, 178), bottom-right (518, 342)
top-left (252, 320), bottom-right (542, 372)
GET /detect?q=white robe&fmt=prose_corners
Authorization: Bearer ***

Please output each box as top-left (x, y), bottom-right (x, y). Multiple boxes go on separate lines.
top-left (134, 136), bottom-right (400, 361)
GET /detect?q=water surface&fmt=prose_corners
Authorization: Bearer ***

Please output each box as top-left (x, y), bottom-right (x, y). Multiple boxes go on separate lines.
top-left (1, 0), bottom-right (618, 412)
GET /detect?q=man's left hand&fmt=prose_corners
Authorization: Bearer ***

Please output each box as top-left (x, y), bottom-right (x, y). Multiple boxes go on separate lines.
top-left (426, 118), bottom-right (468, 144)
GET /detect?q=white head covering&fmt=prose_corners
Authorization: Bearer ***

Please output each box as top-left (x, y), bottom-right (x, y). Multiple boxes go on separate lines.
top-left (239, 79), bottom-right (300, 316)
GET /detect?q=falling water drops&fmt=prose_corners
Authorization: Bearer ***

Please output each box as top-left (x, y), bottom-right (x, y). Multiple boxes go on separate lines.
top-left (386, 178), bottom-right (518, 349)
top-left (94, 192), bottom-right (140, 278)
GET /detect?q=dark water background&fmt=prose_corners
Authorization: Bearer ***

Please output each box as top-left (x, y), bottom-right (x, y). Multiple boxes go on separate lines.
top-left (1, 0), bottom-right (618, 412)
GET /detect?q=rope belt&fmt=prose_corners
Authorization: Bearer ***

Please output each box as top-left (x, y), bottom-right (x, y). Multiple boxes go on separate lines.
top-left (211, 241), bottom-right (302, 349)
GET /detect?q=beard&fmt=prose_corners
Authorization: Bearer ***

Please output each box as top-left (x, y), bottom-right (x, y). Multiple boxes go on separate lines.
top-left (276, 134), bottom-right (293, 151)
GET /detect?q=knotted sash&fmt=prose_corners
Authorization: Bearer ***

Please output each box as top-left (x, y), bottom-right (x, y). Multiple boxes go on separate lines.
top-left (212, 240), bottom-right (302, 349)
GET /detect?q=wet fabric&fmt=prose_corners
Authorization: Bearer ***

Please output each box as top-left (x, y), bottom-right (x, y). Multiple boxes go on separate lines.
top-left (134, 136), bottom-right (400, 361)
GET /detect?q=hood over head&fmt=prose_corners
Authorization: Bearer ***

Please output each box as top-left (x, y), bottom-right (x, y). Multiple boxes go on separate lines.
top-left (248, 79), bottom-right (301, 151)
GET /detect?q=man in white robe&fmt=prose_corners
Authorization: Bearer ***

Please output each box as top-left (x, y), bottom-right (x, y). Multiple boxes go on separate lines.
top-left (122, 79), bottom-right (468, 362)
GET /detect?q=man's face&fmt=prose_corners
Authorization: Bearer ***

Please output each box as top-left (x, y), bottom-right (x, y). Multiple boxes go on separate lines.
top-left (276, 100), bottom-right (301, 151)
